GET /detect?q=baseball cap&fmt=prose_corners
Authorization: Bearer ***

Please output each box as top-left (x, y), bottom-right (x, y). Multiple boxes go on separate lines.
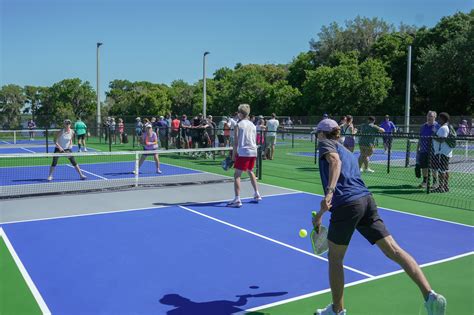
top-left (316, 119), bottom-right (339, 132)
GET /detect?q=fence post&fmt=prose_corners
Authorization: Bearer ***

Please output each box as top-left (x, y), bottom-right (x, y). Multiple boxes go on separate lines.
top-left (45, 128), bottom-right (49, 153)
top-left (314, 137), bottom-right (318, 165)
top-left (109, 128), bottom-right (112, 152)
top-left (165, 127), bottom-right (169, 150)
top-left (292, 132), bottom-right (295, 148)
top-left (387, 137), bottom-right (391, 174)
top-left (405, 138), bottom-right (411, 168)
top-left (258, 145), bottom-right (263, 180)
top-left (427, 136), bottom-right (432, 194)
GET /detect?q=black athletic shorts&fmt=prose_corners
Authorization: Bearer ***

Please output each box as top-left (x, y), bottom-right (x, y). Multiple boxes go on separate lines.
top-left (418, 152), bottom-right (431, 169)
top-left (432, 154), bottom-right (450, 173)
top-left (77, 134), bottom-right (85, 140)
top-left (328, 194), bottom-right (390, 245)
top-left (51, 148), bottom-right (77, 167)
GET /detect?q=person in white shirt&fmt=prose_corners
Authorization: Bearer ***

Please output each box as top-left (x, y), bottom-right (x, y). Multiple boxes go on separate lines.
top-left (431, 112), bottom-right (453, 193)
top-left (227, 104), bottom-right (262, 208)
top-left (265, 113), bottom-right (280, 160)
top-left (48, 119), bottom-right (87, 181)
top-left (228, 112), bottom-right (238, 147)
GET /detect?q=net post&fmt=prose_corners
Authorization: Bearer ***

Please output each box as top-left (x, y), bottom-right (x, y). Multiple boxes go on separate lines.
top-left (134, 152), bottom-right (139, 188)
top-left (257, 145), bottom-right (263, 180)
top-left (109, 128), bottom-right (112, 152)
top-left (13, 130), bottom-right (17, 144)
top-left (45, 128), bottom-right (49, 153)
top-left (132, 128), bottom-right (136, 148)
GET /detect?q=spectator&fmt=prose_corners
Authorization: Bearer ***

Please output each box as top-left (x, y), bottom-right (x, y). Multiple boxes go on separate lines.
top-left (74, 117), bottom-right (88, 152)
top-left (431, 112), bottom-right (453, 193)
top-left (206, 115), bottom-right (216, 147)
top-left (156, 116), bottom-right (168, 148)
top-left (256, 115), bottom-right (266, 146)
top-left (109, 117), bottom-right (116, 143)
top-left (227, 104), bottom-right (261, 208)
top-left (338, 116), bottom-right (347, 127)
top-left (456, 119), bottom-right (469, 136)
top-left (224, 117), bottom-right (231, 146)
top-left (417, 111), bottom-right (439, 188)
top-left (117, 118), bottom-right (125, 144)
top-left (341, 115), bottom-right (357, 152)
top-left (170, 115), bottom-right (181, 148)
top-left (217, 116), bottom-right (228, 150)
top-left (135, 117), bottom-right (143, 144)
top-left (358, 116), bottom-right (384, 173)
top-left (180, 114), bottom-right (191, 149)
top-left (380, 115), bottom-right (397, 154)
top-left (27, 118), bottom-right (36, 140)
top-left (228, 112), bottom-right (239, 147)
top-left (265, 113), bottom-right (279, 160)
top-left (103, 117), bottom-right (111, 141)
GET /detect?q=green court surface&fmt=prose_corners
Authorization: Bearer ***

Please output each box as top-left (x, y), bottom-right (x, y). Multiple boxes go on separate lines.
top-left (0, 236), bottom-right (42, 315)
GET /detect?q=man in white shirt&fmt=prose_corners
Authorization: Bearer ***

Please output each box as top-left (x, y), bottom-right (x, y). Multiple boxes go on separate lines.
top-left (431, 112), bottom-right (453, 193)
top-left (227, 104), bottom-right (261, 208)
top-left (228, 112), bottom-right (239, 147)
top-left (265, 113), bottom-right (280, 160)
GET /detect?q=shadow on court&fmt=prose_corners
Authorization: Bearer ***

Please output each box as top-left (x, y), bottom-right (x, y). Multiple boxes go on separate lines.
top-left (159, 290), bottom-right (287, 315)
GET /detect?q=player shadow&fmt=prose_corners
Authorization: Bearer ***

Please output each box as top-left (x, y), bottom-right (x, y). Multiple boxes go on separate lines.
top-left (159, 290), bottom-right (287, 315)
top-left (152, 200), bottom-right (260, 207)
top-left (368, 184), bottom-right (423, 195)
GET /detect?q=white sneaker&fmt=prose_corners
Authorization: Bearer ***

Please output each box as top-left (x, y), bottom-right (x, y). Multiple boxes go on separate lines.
top-left (365, 168), bottom-right (375, 173)
top-left (424, 291), bottom-right (446, 315)
top-left (226, 199), bottom-right (242, 208)
top-left (47, 176), bottom-right (53, 181)
top-left (80, 175), bottom-right (87, 180)
top-left (254, 193), bottom-right (262, 202)
top-left (84, 148), bottom-right (88, 152)
top-left (156, 169), bottom-right (162, 174)
top-left (315, 304), bottom-right (346, 315)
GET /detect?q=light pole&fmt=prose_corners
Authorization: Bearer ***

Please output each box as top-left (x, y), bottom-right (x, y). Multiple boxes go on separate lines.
top-left (404, 45), bottom-right (412, 134)
top-left (203, 51), bottom-right (210, 117)
top-left (96, 42), bottom-right (103, 136)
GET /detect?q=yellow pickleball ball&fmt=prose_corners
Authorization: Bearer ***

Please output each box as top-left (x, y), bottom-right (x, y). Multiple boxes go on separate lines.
top-left (299, 229), bottom-right (308, 238)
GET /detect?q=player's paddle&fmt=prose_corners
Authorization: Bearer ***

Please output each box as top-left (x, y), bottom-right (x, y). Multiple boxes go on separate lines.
top-left (311, 211), bottom-right (329, 255)
top-left (221, 156), bottom-right (234, 171)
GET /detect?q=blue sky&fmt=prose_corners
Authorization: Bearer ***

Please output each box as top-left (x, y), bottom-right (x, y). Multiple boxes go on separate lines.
top-left (1, 0), bottom-right (472, 100)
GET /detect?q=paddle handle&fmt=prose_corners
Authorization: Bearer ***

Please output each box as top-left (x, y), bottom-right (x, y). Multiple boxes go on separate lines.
top-left (311, 211), bottom-right (319, 233)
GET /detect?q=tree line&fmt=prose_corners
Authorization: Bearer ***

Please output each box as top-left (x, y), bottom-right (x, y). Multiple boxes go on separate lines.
top-left (1, 10), bottom-right (472, 128)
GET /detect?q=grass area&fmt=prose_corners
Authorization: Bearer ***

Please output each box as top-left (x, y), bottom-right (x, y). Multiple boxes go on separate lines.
top-left (247, 254), bottom-right (474, 315)
top-left (0, 236), bottom-right (41, 315)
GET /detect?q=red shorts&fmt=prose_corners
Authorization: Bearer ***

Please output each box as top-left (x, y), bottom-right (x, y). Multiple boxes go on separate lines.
top-left (234, 155), bottom-right (256, 171)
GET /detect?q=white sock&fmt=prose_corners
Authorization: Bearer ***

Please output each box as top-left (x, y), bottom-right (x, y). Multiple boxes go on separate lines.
top-left (254, 191), bottom-right (260, 196)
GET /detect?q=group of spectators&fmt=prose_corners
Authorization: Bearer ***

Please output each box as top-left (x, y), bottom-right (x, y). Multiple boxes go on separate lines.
top-left (323, 111), bottom-right (469, 194)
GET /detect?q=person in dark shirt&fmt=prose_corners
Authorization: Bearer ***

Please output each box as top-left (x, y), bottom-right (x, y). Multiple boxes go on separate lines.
top-left (313, 119), bottom-right (446, 315)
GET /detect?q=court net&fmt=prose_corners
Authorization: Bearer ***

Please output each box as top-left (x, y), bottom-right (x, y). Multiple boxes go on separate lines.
top-left (0, 147), bottom-right (255, 199)
top-left (0, 129), bottom-right (60, 146)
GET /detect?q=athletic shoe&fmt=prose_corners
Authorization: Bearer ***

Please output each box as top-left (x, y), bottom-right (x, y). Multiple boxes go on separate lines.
top-left (80, 175), bottom-right (87, 180)
top-left (84, 148), bottom-right (88, 152)
top-left (418, 182), bottom-right (427, 188)
top-left (315, 304), bottom-right (346, 315)
top-left (47, 176), bottom-right (53, 181)
top-left (254, 193), bottom-right (262, 202)
top-left (431, 187), bottom-right (447, 193)
top-left (430, 183), bottom-right (439, 191)
top-left (156, 169), bottom-right (162, 174)
top-left (424, 291), bottom-right (446, 315)
top-left (226, 199), bottom-right (242, 208)
top-left (359, 168), bottom-right (364, 172)
top-left (365, 168), bottom-right (375, 173)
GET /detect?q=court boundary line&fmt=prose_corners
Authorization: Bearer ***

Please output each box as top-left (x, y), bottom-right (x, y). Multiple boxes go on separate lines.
top-left (0, 191), bottom-right (300, 225)
top-left (245, 251), bottom-right (474, 312)
top-left (179, 205), bottom-right (375, 278)
top-left (0, 227), bottom-right (51, 315)
top-left (20, 147), bottom-right (36, 153)
top-left (65, 164), bottom-right (108, 180)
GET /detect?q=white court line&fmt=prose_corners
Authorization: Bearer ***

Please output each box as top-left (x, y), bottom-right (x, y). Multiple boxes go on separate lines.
top-left (179, 205), bottom-right (375, 278)
top-left (245, 251), bottom-right (474, 312)
top-left (20, 147), bottom-right (36, 153)
top-left (0, 227), bottom-right (51, 315)
top-left (65, 164), bottom-right (108, 180)
top-left (1, 140), bottom-right (12, 144)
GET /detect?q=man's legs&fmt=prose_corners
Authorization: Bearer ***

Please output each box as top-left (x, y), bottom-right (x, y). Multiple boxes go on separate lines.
top-left (328, 241), bottom-right (349, 313)
top-left (376, 235), bottom-right (431, 299)
top-left (233, 169), bottom-right (243, 200)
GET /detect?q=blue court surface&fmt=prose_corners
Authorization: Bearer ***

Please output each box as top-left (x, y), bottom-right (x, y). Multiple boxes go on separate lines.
top-left (0, 139), bottom-right (53, 145)
top-left (291, 149), bottom-right (415, 162)
top-left (0, 161), bottom-right (199, 186)
top-left (1, 192), bottom-right (472, 314)
top-left (0, 146), bottom-right (97, 154)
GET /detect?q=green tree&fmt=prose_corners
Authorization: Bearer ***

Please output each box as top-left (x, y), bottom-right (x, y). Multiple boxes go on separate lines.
top-left (0, 84), bottom-right (25, 129)
top-left (302, 51), bottom-right (391, 115)
top-left (36, 79), bottom-right (96, 127)
top-left (23, 85), bottom-right (45, 120)
top-left (310, 16), bottom-right (395, 64)
top-left (169, 80), bottom-right (195, 115)
top-left (287, 52), bottom-right (316, 90)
